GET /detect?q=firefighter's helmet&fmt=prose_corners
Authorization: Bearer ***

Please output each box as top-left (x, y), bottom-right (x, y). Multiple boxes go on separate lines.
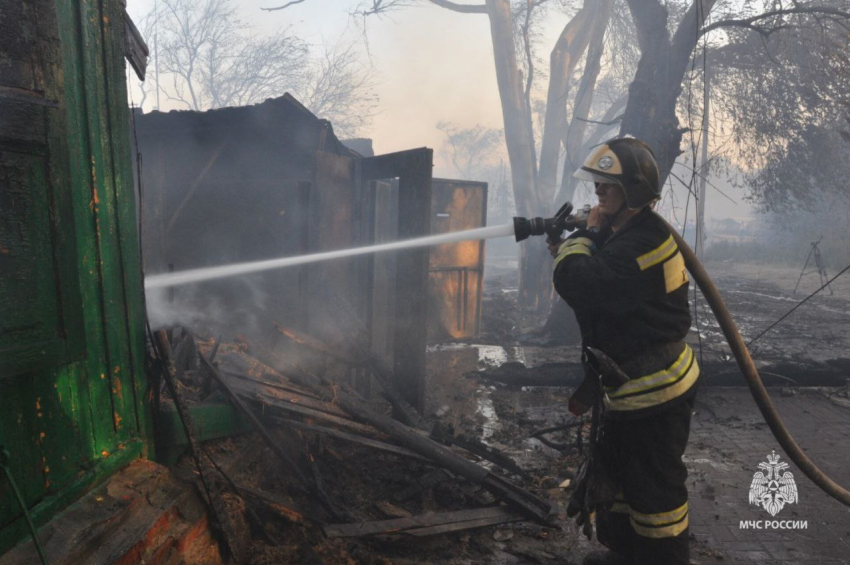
top-left (573, 138), bottom-right (661, 210)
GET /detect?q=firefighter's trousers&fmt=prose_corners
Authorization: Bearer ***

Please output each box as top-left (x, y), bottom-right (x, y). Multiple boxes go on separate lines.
top-left (595, 396), bottom-right (695, 565)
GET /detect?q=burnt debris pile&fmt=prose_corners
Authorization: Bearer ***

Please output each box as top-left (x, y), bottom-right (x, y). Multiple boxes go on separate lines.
top-left (145, 325), bottom-right (583, 564)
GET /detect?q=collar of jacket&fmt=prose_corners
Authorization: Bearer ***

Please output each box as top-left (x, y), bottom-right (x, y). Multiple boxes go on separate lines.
top-left (602, 206), bottom-right (653, 246)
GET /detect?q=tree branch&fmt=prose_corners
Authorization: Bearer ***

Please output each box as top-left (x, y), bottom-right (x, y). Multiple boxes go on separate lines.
top-left (261, 0), bottom-right (307, 12)
top-left (576, 113), bottom-right (623, 126)
top-left (536, 1), bottom-right (595, 204)
top-left (701, 6), bottom-right (850, 37)
top-left (427, 0), bottom-right (487, 14)
top-left (627, 0), bottom-right (670, 52)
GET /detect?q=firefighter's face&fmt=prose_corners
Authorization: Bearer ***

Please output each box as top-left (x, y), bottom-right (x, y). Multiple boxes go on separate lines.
top-left (595, 182), bottom-right (626, 215)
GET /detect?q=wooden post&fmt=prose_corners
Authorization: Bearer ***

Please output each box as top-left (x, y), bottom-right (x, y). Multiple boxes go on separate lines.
top-left (393, 150), bottom-right (433, 413)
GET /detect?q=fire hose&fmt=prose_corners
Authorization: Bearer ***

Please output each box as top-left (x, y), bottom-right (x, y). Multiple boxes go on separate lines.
top-left (663, 215), bottom-right (850, 507)
top-left (514, 204), bottom-right (850, 507)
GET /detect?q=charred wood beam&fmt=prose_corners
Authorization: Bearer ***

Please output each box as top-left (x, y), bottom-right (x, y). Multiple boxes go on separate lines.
top-left (201, 445), bottom-right (279, 545)
top-left (227, 373), bottom-right (350, 418)
top-left (405, 512), bottom-right (525, 536)
top-left (153, 331), bottom-right (245, 563)
top-left (199, 354), bottom-right (329, 507)
top-left (431, 423), bottom-right (531, 480)
top-left (281, 419), bottom-right (431, 463)
top-left (236, 483), bottom-right (324, 523)
top-left (263, 403), bottom-right (380, 437)
top-left (224, 370), bottom-right (323, 400)
top-left (328, 389), bottom-right (551, 523)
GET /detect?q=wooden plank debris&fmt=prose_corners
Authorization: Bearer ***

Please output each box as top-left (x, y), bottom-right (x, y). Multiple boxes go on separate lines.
top-left (200, 352), bottom-right (347, 521)
top-left (200, 354), bottom-right (313, 486)
top-left (274, 321), bottom-right (428, 430)
top-left (432, 422), bottom-right (531, 480)
top-left (156, 329), bottom-right (553, 539)
top-left (227, 373), bottom-right (349, 418)
top-left (152, 331), bottom-right (245, 563)
top-left (236, 483), bottom-right (324, 523)
top-left (405, 513), bottom-right (526, 537)
top-left (225, 370), bottom-right (322, 400)
top-left (263, 403), bottom-right (379, 437)
top-left (280, 419), bottom-right (431, 463)
top-left (237, 343), bottom-right (552, 523)
top-left (326, 387), bottom-right (552, 523)
top-left (323, 506), bottom-right (524, 538)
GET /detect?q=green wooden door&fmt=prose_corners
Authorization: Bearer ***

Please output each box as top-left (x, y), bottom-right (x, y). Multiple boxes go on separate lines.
top-left (0, 0), bottom-right (151, 554)
top-left (0, 0), bottom-right (85, 376)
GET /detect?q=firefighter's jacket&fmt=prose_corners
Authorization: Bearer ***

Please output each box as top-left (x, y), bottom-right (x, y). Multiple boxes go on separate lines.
top-left (553, 207), bottom-right (699, 419)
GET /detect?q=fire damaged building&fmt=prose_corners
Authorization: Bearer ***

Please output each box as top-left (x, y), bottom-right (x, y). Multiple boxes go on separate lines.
top-left (133, 93), bottom-right (489, 410)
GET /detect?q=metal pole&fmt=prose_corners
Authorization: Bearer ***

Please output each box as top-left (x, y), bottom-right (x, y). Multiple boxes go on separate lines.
top-left (154, 0), bottom-right (161, 110)
top-left (695, 68), bottom-right (710, 259)
top-left (793, 242), bottom-right (816, 294)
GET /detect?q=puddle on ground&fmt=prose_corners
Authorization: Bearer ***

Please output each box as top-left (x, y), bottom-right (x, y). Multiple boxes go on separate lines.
top-left (427, 342), bottom-right (577, 465)
top-left (427, 343), bottom-right (528, 368)
top-left (683, 454), bottom-right (733, 472)
top-left (475, 386), bottom-right (502, 441)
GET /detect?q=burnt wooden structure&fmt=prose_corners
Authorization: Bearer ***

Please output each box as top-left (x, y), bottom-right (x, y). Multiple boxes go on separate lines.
top-left (0, 0), bottom-right (150, 554)
top-left (135, 98), bottom-right (441, 410)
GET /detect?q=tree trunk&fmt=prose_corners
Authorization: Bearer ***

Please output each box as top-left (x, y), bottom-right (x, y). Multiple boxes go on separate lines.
top-left (537, 3), bottom-right (595, 207)
top-left (486, 0), bottom-right (538, 217)
top-left (542, 0), bottom-right (613, 339)
top-left (555, 94), bottom-right (626, 205)
top-left (486, 0), bottom-right (554, 313)
top-left (555, 0), bottom-right (615, 207)
top-left (619, 0), bottom-right (718, 184)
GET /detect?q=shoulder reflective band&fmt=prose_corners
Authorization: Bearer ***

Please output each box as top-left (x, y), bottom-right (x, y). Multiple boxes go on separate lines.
top-left (636, 234), bottom-right (677, 270)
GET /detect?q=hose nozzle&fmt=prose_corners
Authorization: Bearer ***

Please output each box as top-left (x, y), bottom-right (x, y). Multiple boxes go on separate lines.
top-left (513, 202), bottom-right (590, 242)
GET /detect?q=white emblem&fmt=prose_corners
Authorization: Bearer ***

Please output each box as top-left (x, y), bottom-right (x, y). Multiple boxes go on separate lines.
top-left (597, 155), bottom-right (614, 170)
top-left (749, 451), bottom-right (798, 517)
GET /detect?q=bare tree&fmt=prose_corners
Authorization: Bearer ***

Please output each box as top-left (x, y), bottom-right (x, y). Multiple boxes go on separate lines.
top-left (436, 122), bottom-right (504, 179)
top-left (437, 122), bottom-right (516, 224)
top-left (135, 0), bottom-right (379, 136)
top-left (295, 42), bottom-right (380, 138)
top-left (152, 0), bottom-right (308, 111)
top-left (129, 8), bottom-right (162, 110)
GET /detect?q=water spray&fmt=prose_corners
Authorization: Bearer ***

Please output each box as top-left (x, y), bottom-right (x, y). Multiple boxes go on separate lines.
top-left (145, 223), bottom-right (516, 290)
top-left (146, 200), bottom-right (593, 290)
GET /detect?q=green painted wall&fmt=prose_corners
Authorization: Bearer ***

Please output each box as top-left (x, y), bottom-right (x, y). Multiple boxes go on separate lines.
top-left (0, 0), bottom-right (151, 554)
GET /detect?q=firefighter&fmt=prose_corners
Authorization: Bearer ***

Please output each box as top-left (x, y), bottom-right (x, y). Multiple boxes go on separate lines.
top-left (549, 137), bottom-right (698, 565)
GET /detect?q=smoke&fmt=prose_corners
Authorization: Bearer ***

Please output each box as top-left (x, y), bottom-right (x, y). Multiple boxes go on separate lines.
top-left (145, 275), bottom-right (271, 344)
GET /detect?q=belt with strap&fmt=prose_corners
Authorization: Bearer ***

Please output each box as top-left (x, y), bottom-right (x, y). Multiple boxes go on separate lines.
top-left (602, 341), bottom-right (699, 414)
